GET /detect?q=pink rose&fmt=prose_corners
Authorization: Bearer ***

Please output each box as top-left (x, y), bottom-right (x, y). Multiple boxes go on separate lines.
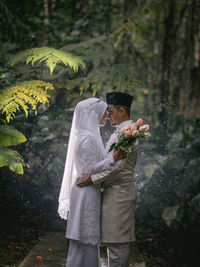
top-left (121, 127), bottom-right (130, 136)
top-left (127, 125), bottom-right (133, 131)
top-left (126, 123), bottom-right (137, 134)
top-left (139, 124), bottom-right (150, 132)
top-left (125, 130), bottom-right (132, 138)
top-left (131, 123), bottom-right (137, 131)
top-left (136, 118), bottom-right (143, 127)
top-left (132, 130), bottom-right (139, 137)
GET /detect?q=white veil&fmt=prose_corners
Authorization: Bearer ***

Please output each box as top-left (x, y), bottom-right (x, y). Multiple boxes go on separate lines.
top-left (58, 98), bottom-right (107, 220)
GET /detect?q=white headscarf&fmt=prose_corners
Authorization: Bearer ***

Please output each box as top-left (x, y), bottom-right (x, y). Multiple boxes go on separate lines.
top-left (58, 98), bottom-right (107, 220)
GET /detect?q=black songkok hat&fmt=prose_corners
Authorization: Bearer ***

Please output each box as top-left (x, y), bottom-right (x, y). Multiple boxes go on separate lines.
top-left (106, 92), bottom-right (133, 108)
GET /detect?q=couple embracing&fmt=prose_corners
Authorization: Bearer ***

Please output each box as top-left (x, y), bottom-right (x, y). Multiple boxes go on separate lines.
top-left (58, 92), bottom-right (138, 267)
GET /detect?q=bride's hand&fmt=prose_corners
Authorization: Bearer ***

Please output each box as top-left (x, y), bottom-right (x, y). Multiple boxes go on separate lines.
top-left (113, 149), bottom-right (127, 161)
top-left (76, 173), bottom-right (92, 187)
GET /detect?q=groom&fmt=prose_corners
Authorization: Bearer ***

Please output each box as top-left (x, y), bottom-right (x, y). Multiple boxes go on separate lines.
top-left (78, 92), bottom-right (137, 267)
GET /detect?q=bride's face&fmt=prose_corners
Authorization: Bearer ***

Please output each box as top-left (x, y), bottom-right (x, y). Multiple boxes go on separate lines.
top-left (99, 112), bottom-right (107, 126)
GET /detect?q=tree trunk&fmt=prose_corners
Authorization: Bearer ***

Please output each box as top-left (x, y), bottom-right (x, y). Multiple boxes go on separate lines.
top-left (158, 0), bottom-right (176, 130)
top-left (43, 0), bottom-right (49, 46)
top-left (188, 0), bottom-right (200, 117)
top-left (171, 0), bottom-right (188, 111)
top-left (179, 0), bottom-right (200, 117)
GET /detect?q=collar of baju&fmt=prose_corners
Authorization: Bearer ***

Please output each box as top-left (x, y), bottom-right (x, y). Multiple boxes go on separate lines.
top-left (116, 120), bottom-right (133, 130)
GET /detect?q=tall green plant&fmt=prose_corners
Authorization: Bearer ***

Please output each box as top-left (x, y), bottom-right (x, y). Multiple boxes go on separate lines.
top-left (1, 46), bottom-right (85, 174)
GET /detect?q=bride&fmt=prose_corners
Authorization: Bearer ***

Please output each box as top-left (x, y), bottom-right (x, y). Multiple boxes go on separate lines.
top-left (58, 98), bottom-right (125, 267)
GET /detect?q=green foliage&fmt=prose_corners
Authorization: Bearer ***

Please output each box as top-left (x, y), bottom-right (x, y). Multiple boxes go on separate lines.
top-left (57, 36), bottom-right (145, 96)
top-left (63, 36), bottom-right (115, 68)
top-left (0, 0), bottom-right (14, 27)
top-left (0, 80), bottom-right (54, 122)
top-left (0, 45), bottom-right (85, 175)
top-left (0, 124), bottom-right (28, 175)
top-left (0, 125), bottom-right (27, 147)
top-left (113, 17), bottom-right (138, 48)
top-left (0, 144), bottom-right (25, 174)
top-left (8, 47), bottom-right (85, 75)
top-left (0, 125), bottom-right (27, 175)
top-left (66, 64), bottom-right (143, 96)
top-left (0, 126), bottom-right (27, 175)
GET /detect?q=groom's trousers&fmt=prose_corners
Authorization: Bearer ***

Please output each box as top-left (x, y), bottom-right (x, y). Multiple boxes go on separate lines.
top-left (107, 243), bottom-right (130, 267)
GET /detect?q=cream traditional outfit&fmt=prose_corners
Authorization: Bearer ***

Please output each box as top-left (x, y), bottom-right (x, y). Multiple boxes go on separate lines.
top-left (91, 119), bottom-right (138, 267)
top-left (58, 98), bottom-right (115, 267)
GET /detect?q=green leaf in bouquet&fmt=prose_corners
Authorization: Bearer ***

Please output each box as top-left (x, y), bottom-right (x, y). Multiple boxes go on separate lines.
top-left (108, 142), bottom-right (116, 152)
top-left (139, 132), bottom-right (151, 138)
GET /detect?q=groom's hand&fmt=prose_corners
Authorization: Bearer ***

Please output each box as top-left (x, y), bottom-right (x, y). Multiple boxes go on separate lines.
top-left (76, 174), bottom-right (92, 187)
top-left (113, 149), bottom-right (127, 161)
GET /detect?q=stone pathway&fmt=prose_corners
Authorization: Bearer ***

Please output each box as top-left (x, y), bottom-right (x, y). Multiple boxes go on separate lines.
top-left (19, 232), bottom-right (146, 267)
top-left (18, 232), bottom-right (67, 267)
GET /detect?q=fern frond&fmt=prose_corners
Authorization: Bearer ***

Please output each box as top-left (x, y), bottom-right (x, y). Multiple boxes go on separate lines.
top-left (8, 47), bottom-right (85, 75)
top-left (0, 80), bottom-right (54, 122)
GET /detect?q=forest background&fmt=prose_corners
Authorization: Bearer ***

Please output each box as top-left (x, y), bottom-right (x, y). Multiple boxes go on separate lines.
top-left (0, 0), bottom-right (200, 266)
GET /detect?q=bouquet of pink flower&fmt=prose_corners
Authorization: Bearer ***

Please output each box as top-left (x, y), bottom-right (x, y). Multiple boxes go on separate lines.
top-left (108, 118), bottom-right (150, 153)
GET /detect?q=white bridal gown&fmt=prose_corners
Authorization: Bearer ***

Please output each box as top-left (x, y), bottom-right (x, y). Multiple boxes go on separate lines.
top-left (66, 131), bottom-right (114, 267)
top-left (58, 98), bottom-right (111, 267)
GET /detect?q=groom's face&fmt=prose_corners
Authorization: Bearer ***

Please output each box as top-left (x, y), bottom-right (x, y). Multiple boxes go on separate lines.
top-left (107, 104), bottom-right (122, 125)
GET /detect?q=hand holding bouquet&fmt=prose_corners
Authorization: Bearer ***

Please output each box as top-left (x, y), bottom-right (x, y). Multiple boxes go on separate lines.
top-left (109, 118), bottom-right (150, 153)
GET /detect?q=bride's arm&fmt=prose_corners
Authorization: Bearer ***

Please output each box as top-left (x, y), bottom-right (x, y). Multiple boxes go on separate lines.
top-left (75, 136), bottom-right (127, 186)
top-left (78, 136), bottom-right (115, 175)
top-left (77, 136), bottom-right (125, 175)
